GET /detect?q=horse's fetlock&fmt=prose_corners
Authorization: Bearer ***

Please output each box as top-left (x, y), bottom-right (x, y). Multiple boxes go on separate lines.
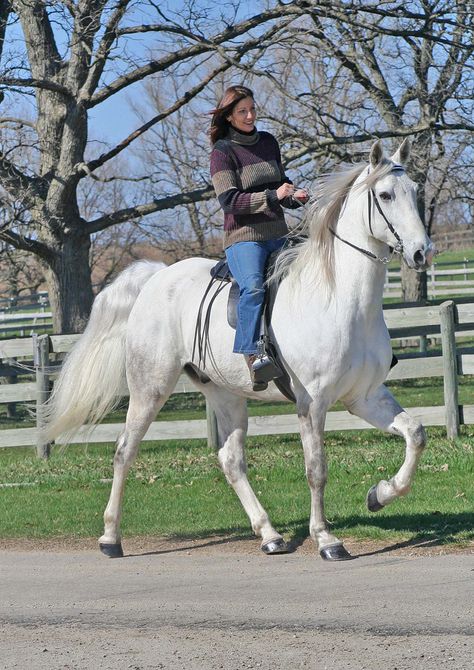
top-left (251, 514), bottom-right (270, 535)
top-left (397, 484), bottom-right (411, 497)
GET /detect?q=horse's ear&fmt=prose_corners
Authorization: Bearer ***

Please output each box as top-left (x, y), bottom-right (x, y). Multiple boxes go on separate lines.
top-left (369, 140), bottom-right (384, 168)
top-left (391, 138), bottom-right (411, 165)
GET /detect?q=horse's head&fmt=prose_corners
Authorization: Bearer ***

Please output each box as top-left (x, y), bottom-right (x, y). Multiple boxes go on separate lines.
top-left (366, 139), bottom-right (435, 271)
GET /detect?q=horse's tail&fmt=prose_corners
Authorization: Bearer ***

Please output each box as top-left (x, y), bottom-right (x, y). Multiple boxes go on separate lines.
top-left (42, 260), bottom-right (166, 444)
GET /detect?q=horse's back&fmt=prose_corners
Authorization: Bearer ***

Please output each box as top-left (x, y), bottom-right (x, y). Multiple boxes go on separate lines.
top-left (127, 257), bottom-right (230, 355)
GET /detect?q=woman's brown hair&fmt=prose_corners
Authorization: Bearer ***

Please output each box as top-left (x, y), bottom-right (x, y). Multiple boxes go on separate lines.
top-left (209, 85), bottom-right (254, 145)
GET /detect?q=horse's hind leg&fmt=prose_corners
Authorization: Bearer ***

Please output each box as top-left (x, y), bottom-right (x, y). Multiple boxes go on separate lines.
top-left (202, 384), bottom-right (288, 554)
top-left (345, 384), bottom-right (426, 511)
top-left (99, 367), bottom-right (181, 558)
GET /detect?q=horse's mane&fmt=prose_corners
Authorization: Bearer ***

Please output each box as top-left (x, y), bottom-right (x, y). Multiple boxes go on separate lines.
top-left (269, 158), bottom-right (394, 291)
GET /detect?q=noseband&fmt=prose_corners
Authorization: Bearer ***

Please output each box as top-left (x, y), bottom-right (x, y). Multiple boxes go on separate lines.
top-left (330, 165), bottom-right (405, 265)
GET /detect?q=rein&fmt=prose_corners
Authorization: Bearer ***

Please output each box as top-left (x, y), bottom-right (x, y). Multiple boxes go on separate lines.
top-left (330, 169), bottom-right (404, 265)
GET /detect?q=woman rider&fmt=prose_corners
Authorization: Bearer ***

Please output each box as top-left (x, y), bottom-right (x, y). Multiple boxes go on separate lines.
top-left (210, 85), bottom-right (309, 390)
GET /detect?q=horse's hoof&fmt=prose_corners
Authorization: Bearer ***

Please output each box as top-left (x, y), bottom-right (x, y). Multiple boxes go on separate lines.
top-left (99, 542), bottom-right (124, 558)
top-left (261, 538), bottom-right (289, 555)
top-left (367, 484), bottom-right (384, 513)
top-left (320, 544), bottom-right (353, 561)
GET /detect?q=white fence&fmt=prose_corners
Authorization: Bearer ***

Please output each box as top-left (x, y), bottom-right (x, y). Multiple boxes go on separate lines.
top-left (1, 300), bottom-right (473, 456)
top-left (384, 261), bottom-right (474, 299)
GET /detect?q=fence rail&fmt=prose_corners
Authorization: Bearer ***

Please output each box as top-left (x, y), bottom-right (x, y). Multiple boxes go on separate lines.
top-left (384, 262), bottom-right (474, 299)
top-left (1, 300), bottom-right (473, 455)
top-left (431, 228), bottom-right (474, 250)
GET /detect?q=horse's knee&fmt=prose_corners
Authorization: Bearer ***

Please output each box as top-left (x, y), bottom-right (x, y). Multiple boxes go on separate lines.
top-left (408, 421), bottom-right (426, 451)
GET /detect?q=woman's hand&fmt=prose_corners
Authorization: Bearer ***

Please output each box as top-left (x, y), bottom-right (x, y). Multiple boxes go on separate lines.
top-left (276, 183), bottom-right (309, 203)
top-left (276, 183), bottom-right (295, 200)
top-left (293, 189), bottom-right (309, 204)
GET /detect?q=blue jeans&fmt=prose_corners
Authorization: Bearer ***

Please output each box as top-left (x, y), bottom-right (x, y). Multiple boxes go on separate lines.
top-left (225, 238), bottom-right (286, 354)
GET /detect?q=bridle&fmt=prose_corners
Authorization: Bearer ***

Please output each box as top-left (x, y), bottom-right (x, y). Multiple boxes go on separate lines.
top-left (330, 165), bottom-right (405, 265)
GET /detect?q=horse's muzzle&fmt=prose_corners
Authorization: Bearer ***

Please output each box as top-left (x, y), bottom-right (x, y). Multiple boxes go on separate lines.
top-left (408, 242), bottom-right (436, 272)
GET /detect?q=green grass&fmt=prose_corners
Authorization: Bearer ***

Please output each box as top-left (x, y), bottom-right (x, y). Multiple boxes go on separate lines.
top-left (0, 427), bottom-right (472, 548)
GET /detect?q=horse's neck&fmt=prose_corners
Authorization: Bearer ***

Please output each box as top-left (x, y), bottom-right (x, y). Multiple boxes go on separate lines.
top-left (330, 202), bottom-right (388, 316)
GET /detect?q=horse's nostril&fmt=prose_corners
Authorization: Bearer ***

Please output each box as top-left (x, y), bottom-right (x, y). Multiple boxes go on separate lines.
top-left (414, 250), bottom-right (424, 266)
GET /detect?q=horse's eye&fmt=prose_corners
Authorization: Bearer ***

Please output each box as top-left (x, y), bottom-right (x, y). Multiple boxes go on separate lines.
top-left (379, 192), bottom-right (392, 201)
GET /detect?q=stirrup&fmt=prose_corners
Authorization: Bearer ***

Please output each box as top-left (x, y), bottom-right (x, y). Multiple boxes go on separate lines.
top-left (253, 337), bottom-right (284, 384)
top-left (252, 355), bottom-right (283, 384)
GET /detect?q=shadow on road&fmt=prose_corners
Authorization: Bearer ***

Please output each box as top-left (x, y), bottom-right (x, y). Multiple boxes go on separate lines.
top-left (123, 511), bottom-right (472, 559)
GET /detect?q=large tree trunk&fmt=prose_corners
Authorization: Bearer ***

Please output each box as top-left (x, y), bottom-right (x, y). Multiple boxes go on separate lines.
top-left (45, 233), bottom-right (94, 334)
top-left (400, 262), bottom-right (427, 303)
top-left (400, 130), bottom-right (432, 303)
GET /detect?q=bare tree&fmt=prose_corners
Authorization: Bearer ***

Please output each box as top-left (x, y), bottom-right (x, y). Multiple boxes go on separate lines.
top-left (0, 0), bottom-right (301, 332)
top-left (1, 0), bottom-right (473, 329)
top-left (249, 1), bottom-right (474, 299)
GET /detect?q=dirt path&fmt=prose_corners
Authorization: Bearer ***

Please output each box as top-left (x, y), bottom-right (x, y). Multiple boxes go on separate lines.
top-left (1, 538), bottom-right (473, 670)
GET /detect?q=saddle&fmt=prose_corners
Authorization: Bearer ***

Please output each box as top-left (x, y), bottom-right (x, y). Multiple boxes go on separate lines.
top-left (192, 250), bottom-right (297, 402)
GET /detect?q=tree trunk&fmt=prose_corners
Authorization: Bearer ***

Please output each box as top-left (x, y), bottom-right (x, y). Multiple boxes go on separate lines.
top-left (400, 130), bottom-right (432, 303)
top-left (45, 233), bottom-right (94, 334)
top-left (400, 261), bottom-right (427, 303)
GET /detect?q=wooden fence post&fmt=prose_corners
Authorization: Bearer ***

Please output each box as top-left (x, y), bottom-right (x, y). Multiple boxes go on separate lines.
top-left (33, 333), bottom-right (52, 459)
top-left (206, 399), bottom-right (219, 450)
top-left (439, 301), bottom-right (460, 439)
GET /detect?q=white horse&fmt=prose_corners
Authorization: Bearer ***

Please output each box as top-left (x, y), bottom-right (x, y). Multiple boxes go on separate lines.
top-left (44, 139), bottom-right (434, 560)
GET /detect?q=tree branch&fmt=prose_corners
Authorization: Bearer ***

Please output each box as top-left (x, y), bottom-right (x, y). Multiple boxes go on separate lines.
top-left (11, 0), bottom-right (64, 80)
top-left (0, 151), bottom-right (43, 201)
top-left (86, 186), bottom-right (215, 234)
top-left (79, 16), bottom-right (293, 176)
top-left (79, 0), bottom-right (130, 101)
top-left (0, 77), bottom-right (71, 96)
top-left (0, 228), bottom-right (56, 262)
top-left (88, 4), bottom-right (301, 107)
top-left (77, 59), bottom-right (233, 176)
top-left (0, 1), bottom-right (11, 65)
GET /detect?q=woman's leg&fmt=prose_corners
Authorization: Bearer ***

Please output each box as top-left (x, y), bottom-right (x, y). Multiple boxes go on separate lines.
top-left (225, 241), bottom-right (269, 354)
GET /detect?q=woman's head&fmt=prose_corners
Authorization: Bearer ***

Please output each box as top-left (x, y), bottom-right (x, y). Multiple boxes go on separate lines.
top-left (210, 85), bottom-right (255, 144)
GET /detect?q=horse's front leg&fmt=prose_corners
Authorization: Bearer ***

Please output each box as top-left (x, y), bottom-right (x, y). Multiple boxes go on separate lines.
top-left (298, 402), bottom-right (353, 561)
top-left (346, 384), bottom-right (426, 511)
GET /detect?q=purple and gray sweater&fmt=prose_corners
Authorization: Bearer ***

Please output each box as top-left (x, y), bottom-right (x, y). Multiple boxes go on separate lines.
top-left (210, 127), bottom-right (301, 248)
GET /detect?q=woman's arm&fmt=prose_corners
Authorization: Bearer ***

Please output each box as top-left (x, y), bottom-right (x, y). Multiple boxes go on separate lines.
top-left (211, 147), bottom-right (272, 215)
top-left (273, 140), bottom-right (309, 209)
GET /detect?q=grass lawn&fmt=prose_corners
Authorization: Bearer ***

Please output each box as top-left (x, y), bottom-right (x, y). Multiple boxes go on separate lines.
top-left (0, 426), bottom-right (472, 549)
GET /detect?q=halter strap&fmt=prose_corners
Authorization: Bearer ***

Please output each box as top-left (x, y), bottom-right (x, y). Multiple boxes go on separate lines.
top-left (330, 180), bottom-right (404, 264)
top-left (370, 189), bottom-right (403, 250)
top-left (329, 228), bottom-right (396, 265)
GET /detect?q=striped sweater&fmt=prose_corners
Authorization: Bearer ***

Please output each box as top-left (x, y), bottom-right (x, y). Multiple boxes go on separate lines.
top-left (210, 127), bottom-right (301, 248)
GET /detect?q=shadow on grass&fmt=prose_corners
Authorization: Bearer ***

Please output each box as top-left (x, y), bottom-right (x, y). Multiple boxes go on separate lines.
top-left (125, 511), bottom-right (473, 559)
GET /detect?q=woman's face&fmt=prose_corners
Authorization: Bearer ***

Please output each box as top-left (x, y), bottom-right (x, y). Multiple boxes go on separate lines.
top-left (227, 96), bottom-right (256, 132)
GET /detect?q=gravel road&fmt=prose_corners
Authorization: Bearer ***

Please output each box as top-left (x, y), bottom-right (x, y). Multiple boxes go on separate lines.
top-left (1, 539), bottom-right (473, 670)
